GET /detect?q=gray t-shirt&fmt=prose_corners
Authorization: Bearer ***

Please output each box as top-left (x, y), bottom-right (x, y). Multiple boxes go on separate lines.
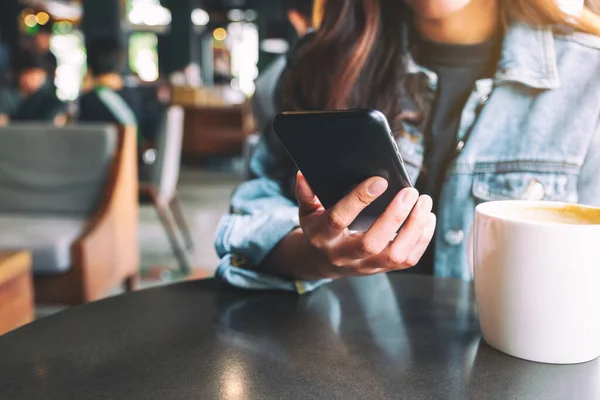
top-left (411, 36), bottom-right (500, 275)
top-left (415, 36), bottom-right (500, 202)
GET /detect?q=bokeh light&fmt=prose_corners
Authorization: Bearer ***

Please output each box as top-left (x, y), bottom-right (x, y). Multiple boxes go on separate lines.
top-left (227, 22), bottom-right (258, 95)
top-left (227, 9), bottom-right (245, 22)
top-left (51, 31), bottom-right (86, 101)
top-left (213, 28), bottom-right (227, 41)
top-left (137, 52), bottom-right (159, 81)
top-left (191, 9), bottom-right (210, 26)
top-left (128, 0), bottom-right (171, 26)
top-left (36, 12), bottom-right (50, 25)
top-left (260, 38), bottom-right (289, 54)
top-left (55, 21), bottom-right (73, 34)
top-left (129, 33), bottom-right (159, 82)
top-left (245, 9), bottom-right (258, 21)
top-left (24, 14), bottom-right (37, 28)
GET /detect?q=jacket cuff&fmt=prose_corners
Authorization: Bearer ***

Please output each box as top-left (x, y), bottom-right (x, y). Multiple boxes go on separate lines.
top-left (214, 207), bottom-right (300, 267)
top-left (216, 255), bottom-right (332, 294)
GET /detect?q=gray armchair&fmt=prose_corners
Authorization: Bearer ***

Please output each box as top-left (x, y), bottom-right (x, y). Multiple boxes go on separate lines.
top-left (0, 124), bottom-right (139, 305)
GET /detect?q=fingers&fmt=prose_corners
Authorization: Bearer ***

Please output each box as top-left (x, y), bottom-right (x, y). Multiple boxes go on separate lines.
top-left (360, 187), bottom-right (419, 254)
top-left (329, 187), bottom-right (419, 262)
top-left (297, 172), bottom-right (436, 278)
top-left (405, 213), bottom-right (437, 267)
top-left (356, 195), bottom-right (433, 270)
top-left (295, 171), bottom-right (323, 216)
top-left (382, 195), bottom-right (433, 265)
top-left (324, 176), bottom-right (388, 234)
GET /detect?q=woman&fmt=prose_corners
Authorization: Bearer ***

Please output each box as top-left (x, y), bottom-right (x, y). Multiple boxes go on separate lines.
top-left (215, 0), bottom-right (600, 293)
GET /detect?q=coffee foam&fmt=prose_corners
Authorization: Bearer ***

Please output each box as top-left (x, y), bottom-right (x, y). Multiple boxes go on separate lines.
top-left (494, 205), bottom-right (600, 225)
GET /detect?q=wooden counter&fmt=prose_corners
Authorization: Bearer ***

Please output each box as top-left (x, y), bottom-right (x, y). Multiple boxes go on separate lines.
top-left (179, 103), bottom-right (254, 161)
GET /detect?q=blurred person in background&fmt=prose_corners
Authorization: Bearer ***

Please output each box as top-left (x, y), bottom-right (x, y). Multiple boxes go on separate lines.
top-left (78, 36), bottom-right (142, 138)
top-left (215, 0), bottom-right (600, 293)
top-left (79, 36), bottom-right (162, 178)
top-left (10, 50), bottom-right (65, 124)
top-left (252, 0), bottom-right (315, 133)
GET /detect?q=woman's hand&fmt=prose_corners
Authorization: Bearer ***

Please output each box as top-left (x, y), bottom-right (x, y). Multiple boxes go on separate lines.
top-left (295, 171), bottom-right (436, 278)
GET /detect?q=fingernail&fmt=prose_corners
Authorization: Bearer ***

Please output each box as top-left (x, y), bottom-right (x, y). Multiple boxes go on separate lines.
top-left (400, 187), bottom-right (417, 203)
top-left (419, 195), bottom-right (433, 211)
top-left (367, 178), bottom-right (388, 196)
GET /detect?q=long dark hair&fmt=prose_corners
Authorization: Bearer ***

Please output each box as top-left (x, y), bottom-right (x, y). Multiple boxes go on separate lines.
top-left (272, 0), bottom-right (430, 197)
top-left (282, 0), bottom-right (600, 121)
top-left (281, 0), bottom-right (418, 134)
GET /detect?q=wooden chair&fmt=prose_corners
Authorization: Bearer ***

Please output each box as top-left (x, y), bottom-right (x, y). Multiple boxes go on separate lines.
top-left (139, 106), bottom-right (193, 274)
top-left (0, 124), bottom-right (139, 305)
top-left (0, 252), bottom-right (34, 335)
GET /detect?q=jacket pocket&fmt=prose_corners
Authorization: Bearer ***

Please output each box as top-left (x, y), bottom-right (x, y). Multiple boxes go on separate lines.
top-left (471, 171), bottom-right (578, 203)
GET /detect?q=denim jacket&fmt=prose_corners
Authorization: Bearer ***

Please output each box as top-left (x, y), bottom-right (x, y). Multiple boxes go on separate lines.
top-left (214, 23), bottom-right (600, 293)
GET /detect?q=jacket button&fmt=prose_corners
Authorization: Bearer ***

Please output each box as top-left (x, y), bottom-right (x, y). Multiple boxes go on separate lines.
top-left (524, 179), bottom-right (545, 201)
top-left (445, 230), bottom-right (464, 246)
top-left (231, 254), bottom-right (248, 268)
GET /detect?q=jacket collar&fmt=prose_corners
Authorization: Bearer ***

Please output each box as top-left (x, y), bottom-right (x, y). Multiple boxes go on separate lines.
top-left (494, 23), bottom-right (561, 89)
top-left (405, 20), bottom-right (561, 90)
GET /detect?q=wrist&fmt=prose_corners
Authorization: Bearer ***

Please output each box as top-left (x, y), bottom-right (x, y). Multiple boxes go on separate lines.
top-left (262, 228), bottom-right (341, 281)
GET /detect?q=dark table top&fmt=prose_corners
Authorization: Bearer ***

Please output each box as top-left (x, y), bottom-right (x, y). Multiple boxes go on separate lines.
top-left (1, 274), bottom-right (599, 399)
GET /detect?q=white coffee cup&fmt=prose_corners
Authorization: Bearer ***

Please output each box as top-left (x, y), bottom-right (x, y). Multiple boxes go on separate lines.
top-left (473, 200), bottom-right (600, 364)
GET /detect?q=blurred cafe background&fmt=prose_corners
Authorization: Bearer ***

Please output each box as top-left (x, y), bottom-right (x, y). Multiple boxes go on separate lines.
top-left (0, 0), bottom-right (307, 334)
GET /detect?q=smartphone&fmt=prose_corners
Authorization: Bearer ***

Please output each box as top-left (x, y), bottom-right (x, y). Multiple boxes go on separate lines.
top-left (272, 109), bottom-right (413, 231)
